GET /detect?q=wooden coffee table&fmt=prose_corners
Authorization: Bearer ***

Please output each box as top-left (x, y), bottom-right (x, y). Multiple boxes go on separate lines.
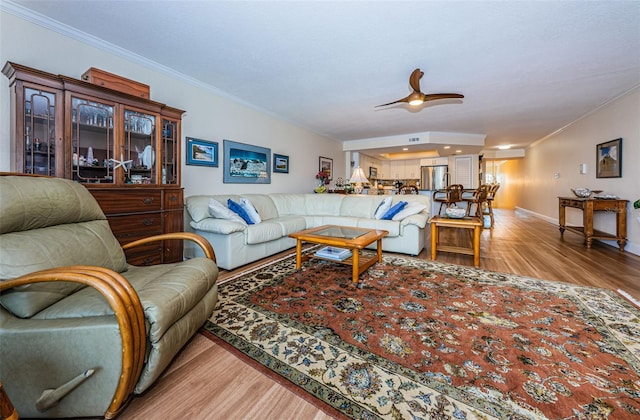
top-left (430, 216), bottom-right (483, 267)
top-left (289, 225), bottom-right (388, 284)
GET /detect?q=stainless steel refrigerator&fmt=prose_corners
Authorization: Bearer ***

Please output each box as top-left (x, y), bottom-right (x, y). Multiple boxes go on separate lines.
top-left (420, 165), bottom-right (449, 190)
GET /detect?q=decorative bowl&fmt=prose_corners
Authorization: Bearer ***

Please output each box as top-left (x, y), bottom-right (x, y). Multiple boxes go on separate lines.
top-left (571, 188), bottom-right (591, 198)
top-left (445, 207), bottom-right (467, 219)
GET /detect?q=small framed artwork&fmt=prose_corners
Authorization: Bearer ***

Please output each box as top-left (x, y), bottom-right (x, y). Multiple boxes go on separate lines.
top-left (596, 138), bottom-right (622, 178)
top-left (186, 137), bottom-right (218, 167)
top-left (223, 140), bottom-right (271, 184)
top-left (369, 166), bottom-right (378, 178)
top-left (273, 154), bottom-right (289, 173)
top-left (319, 156), bottom-right (333, 181)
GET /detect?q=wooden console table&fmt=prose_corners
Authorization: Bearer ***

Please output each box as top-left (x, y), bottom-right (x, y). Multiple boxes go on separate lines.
top-left (558, 197), bottom-right (628, 251)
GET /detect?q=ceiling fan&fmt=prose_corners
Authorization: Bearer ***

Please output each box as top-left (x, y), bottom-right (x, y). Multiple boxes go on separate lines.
top-left (375, 68), bottom-right (464, 107)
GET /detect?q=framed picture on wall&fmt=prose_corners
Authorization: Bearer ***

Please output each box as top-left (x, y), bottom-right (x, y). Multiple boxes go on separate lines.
top-left (223, 140), bottom-right (271, 183)
top-left (596, 138), bottom-right (622, 178)
top-left (319, 156), bottom-right (333, 181)
top-left (186, 137), bottom-right (218, 167)
top-left (273, 154), bottom-right (289, 173)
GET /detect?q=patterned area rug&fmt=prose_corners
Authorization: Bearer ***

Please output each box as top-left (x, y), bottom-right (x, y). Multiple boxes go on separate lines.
top-left (202, 252), bottom-right (640, 419)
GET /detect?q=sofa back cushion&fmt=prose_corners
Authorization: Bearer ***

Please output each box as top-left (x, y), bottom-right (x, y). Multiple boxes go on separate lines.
top-left (241, 194), bottom-right (279, 220)
top-left (0, 175), bottom-right (128, 318)
top-left (340, 195), bottom-right (384, 218)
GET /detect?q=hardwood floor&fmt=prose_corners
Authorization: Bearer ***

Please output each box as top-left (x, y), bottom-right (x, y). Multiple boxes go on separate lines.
top-left (119, 209), bottom-right (640, 419)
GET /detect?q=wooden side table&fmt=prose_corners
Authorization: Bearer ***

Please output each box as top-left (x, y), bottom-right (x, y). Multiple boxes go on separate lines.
top-left (430, 216), bottom-right (483, 267)
top-left (558, 197), bottom-right (628, 251)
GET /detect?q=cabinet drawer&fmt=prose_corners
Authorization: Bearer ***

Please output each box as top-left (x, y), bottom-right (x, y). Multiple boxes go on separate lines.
top-left (108, 213), bottom-right (163, 243)
top-left (164, 190), bottom-right (183, 210)
top-left (91, 190), bottom-right (162, 214)
top-left (124, 243), bottom-right (163, 266)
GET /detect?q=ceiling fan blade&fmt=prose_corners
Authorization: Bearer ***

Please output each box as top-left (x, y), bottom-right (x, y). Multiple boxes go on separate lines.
top-left (409, 69), bottom-right (423, 93)
top-left (375, 95), bottom-right (410, 107)
top-left (423, 93), bottom-right (465, 101)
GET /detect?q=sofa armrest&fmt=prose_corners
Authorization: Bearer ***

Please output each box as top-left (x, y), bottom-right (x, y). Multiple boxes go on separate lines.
top-left (121, 232), bottom-right (216, 262)
top-left (190, 218), bottom-right (247, 236)
top-left (0, 266), bottom-right (145, 419)
top-left (399, 213), bottom-right (430, 229)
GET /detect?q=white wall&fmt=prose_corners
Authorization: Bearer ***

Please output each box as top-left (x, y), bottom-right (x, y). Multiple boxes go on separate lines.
top-left (0, 11), bottom-right (344, 196)
top-left (514, 88), bottom-right (640, 255)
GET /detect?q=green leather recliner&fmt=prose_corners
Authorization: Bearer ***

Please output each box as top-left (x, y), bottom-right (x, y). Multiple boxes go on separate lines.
top-left (0, 174), bottom-right (219, 418)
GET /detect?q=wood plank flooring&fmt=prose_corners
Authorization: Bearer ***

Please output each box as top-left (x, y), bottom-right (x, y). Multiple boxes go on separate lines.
top-left (119, 209), bottom-right (640, 419)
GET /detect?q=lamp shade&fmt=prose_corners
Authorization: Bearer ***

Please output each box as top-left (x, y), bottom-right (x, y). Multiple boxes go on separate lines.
top-left (350, 167), bottom-right (369, 183)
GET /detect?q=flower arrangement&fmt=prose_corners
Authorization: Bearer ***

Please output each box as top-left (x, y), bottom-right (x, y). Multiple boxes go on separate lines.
top-left (316, 171), bottom-right (330, 185)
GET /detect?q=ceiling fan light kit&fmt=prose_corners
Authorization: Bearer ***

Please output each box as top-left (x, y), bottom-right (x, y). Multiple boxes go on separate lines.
top-left (376, 68), bottom-right (464, 108)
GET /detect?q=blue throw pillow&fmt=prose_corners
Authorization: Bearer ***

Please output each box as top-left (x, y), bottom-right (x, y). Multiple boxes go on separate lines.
top-left (381, 201), bottom-right (407, 220)
top-left (227, 199), bottom-right (254, 224)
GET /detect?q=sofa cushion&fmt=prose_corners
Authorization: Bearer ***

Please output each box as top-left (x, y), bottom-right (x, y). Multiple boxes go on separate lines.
top-left (242, 194), bottom-right (278, 220)
top-left (270, 193), bottom-right (307, 216)
top-left (392, 202), bottom-right (427, 220)
top-left (339, 195), bottom-right (381, 218)
top-left (227, 199), bottom-right (254, 224)
top-left (245, 221), bottom-right (284, 245)
top-left (272, 216), bottom-right (307, 236)
top-left (381, 201), bottom-right (407, 220)
top-left (304, 194), bottom-right (345, 215)
top-left (0, 220), bottom-right (129, 318)
top-left (240, 198), bottom-right (262, 224)
top-left (356, 218), bottom-right (401, 236)
top-left (208, 198), bottom-right (246, 224)
top-left (373, 196), bottom-right (393, 219)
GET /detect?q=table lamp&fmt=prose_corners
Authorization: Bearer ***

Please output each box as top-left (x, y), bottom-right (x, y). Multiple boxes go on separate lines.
top-left (350, 166), bottom-right (369, 194)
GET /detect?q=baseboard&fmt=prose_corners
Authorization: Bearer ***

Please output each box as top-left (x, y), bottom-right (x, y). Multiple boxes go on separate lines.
top-left (515, 206), bottom-right (640, 257)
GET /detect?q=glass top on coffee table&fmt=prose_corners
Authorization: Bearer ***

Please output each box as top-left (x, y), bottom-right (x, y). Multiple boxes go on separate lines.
top-left (312, 226), bottom-right (368, 239)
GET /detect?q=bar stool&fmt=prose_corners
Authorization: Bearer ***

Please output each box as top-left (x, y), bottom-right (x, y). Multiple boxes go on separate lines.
top-left (483, 184), bottom-right (500, 227)
top-left (432, 184), bottom-right (464, 215)
top-left (463, 185), bottom-right (490, 218)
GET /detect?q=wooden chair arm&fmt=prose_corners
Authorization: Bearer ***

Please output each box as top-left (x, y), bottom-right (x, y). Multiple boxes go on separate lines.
top-left (0, 267), bottom-right (146, 419)
top-left (122, 232), bottom-right (216, 262)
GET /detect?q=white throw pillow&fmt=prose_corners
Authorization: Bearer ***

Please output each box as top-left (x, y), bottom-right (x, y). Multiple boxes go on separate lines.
top-left (240, 197), bottom-right (262, 224)
top-left (392, 202), bottom-right (427, 221)
top-left (374, 196), bottom-right (393, 219)
top-left (208, 198), bottom-right (246, 224)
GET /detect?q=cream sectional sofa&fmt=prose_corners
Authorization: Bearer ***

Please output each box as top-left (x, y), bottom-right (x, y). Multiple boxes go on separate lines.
top-left (185, 193), bottom-right (430, 270)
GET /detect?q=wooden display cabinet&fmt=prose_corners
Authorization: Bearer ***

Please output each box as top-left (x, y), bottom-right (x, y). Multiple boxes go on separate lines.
top-left (3, 62), bottom-right (186, 264)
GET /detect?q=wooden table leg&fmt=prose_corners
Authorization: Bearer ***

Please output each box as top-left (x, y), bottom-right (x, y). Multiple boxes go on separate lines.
top-left (473, 225), bottom-right (481, 267)
top-left (352, 249), bottom-right (360, 284)
top-left (430, 221), bottom-right (438, 261)
top-left (376, 239), bottom-right (383, 262)
top-left (295, 240), bottom-right (302, 269)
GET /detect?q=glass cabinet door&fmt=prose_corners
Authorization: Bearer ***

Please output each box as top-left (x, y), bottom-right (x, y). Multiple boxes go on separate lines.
top-left (70, 95), bottom-right (115, 183)
top-left (160, 118), bottom-right (179, 184)
top-left (23, 87), bottom-right (59, 175)
top-left (124, 108), bottom-right (157, 184)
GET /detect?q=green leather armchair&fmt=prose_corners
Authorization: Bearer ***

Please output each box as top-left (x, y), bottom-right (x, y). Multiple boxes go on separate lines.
top-left (0, 174), bottom-right (219, 418)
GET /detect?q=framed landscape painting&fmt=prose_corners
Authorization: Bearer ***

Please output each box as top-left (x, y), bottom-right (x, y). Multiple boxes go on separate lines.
top-left (596, 138), bottom-right (622, 178)
top-left (273, 154), bottom-right (289, 173)
top-left (186, 137), bottom-right (218, 167)
top-left (223, 140), bottom-right (271, 183)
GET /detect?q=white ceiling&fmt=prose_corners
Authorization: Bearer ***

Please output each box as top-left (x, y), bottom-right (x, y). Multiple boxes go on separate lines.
top-left (7, 1), bottom-right (640, 158)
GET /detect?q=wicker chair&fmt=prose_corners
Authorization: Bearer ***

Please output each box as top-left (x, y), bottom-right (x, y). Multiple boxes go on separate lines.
top-left (483, 184), bottom-right (500, 227)
top-left (399, 185), bottom-right (419, 195)
top-left (432, 184), bottom-right (464, 215)
top-left (463, 184), bottom-right (490, 218)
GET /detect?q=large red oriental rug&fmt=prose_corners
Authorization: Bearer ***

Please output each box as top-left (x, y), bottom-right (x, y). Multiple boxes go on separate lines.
top-left (202, 252), bottom-right (640, 419)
